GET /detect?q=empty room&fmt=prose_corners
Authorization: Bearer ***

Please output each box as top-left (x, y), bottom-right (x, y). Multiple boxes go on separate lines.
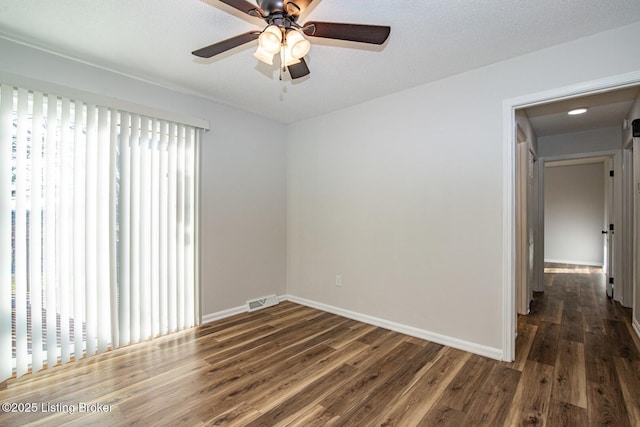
top-left (1, 1), bottom-right (640, 426)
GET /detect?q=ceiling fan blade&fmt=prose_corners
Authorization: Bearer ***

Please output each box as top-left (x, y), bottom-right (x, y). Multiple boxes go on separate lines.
top-left (283, 0), bottom-right (315, 16)
top-left (192, 31), bottom-right (261, 58)
top-left (303, 21), bottom-right (391, 45)
top-left (218, 0), bottom-right (264, 17)
top-left (288, 58), bottom-right (310, 79)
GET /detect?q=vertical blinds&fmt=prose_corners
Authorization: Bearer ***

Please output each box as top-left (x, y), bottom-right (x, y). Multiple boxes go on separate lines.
top-left (0, 83), bottom-right (199, 381)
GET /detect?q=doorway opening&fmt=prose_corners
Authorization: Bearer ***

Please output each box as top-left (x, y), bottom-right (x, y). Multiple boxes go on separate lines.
top-left (502, 72), bottom-right (640, 362)
top-left (543, 155), bottom-right (615, 290)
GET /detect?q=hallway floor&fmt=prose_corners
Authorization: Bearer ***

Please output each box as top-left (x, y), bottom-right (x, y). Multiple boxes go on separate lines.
top-left (513, 263), bottom-right (640, 426)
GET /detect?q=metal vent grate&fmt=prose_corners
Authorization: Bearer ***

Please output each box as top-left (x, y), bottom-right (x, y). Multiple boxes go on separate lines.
top-left (247, 294), bottom-right (279, 312)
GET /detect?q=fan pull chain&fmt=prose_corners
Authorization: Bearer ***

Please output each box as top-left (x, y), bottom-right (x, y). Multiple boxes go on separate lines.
top-left (279, 46), bottom-right (286, 81)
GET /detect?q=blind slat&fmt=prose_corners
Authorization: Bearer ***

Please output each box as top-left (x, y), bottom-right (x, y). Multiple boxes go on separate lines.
top-left (0, 85), bottom-right (13, 380)
top-left (177, 125), bottom-right (185, 330)
top-left (150, 119), bottom-right (160, 338)
top-left (14, 88), bottom-right (28, 376)
top-left (59, 97), bottom-right (72, 365)
top-left (45, 95), bottom-right (58, 369)
top-left (109, 109), bottom-right (119, 349)
top-left (167, 123), bottom-right (177, 333)
top-left (118, 112), bottom-right (131, 347)
top-left (96, 106), bottom-right (110, 353)
top-left (84, 104), bottom-right (98, 357)
top-left (129, 114), bottom-right (141, 343)
top-left (159, 123), bottom-right (169, 336)
top-left (185, 128), bottom-right (195, 327)
top-left (73, 100), bottom-right (86, 361)
top-left (140, 117), bottom-right (151, 340)
top-left (30, 91), bottom-right (44, 373)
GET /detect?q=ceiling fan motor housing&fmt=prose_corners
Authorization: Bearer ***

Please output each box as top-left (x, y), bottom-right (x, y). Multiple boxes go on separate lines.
top-left (258, 0), bottom-right (301, 20)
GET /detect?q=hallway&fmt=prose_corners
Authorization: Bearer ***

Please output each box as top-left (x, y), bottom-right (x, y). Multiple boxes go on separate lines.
top-left (514, 263), bottom-right (640, 425)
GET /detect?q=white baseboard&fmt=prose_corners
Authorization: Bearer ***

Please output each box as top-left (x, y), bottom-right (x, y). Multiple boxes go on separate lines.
top-left (201, 294), bottom-right (503, 360)
top-left (544, 259), bottom-right (603, 267)
top-left (282, 294), bottom-right (503, 361)
top-left (201, 305), bottom-right (246, 324)
top-left (201, 294), bottom-right (289, 324)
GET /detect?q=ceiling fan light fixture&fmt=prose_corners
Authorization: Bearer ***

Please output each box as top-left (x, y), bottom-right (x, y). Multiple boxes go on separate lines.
top-left (193, 1), bottom-right (392, 80)
top-left (253, 46), bottom-right (274, 65)
top-left (258, 25), bottom-right (283, 54)
top-left (281, 45), bottom-right (301, 67)
top-left (286, 29), bottom-right (311, 59)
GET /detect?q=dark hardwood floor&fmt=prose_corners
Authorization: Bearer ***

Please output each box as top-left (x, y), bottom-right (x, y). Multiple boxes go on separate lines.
top-left (511, 263), bottom-right (640, 426)
top-left (1, 263), bottom-right (639, 426)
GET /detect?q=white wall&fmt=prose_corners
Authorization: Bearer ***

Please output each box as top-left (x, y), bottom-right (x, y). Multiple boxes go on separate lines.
top-left (287, 22), bottom-right (640, 354)
top-left (0, 38), bottom-right (288, 317)
top-left (624, 91), bottom-right (640, 147)
top-left (538, 126), bottom-right (622, 157)
top-left (544, 163), bottom-right (605, 266)
top-left (537, 125), bottom-right (621, 266)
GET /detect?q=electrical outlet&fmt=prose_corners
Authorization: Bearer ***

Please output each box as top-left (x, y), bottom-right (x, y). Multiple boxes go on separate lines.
top-left (336, 274), bottom-right (342, 287)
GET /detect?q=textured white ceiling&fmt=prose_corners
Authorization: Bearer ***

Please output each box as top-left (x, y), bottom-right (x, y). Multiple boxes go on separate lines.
top-left (1, 0), bottom-right (640, 123)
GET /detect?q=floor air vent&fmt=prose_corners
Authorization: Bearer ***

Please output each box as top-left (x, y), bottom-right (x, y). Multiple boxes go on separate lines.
top-left (247, 294), bottom-right (279, 312)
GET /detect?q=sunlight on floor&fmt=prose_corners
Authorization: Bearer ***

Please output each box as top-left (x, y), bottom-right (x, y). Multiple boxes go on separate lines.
top-left (543, 265), bottom-right (603, 274)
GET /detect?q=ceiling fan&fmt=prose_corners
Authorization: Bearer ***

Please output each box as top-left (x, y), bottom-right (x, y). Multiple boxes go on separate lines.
top-left (192, 0), bottom-right (391, 79)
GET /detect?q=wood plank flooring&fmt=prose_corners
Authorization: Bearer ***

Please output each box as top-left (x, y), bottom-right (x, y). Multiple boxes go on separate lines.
top-left (1, 263), bottom-right (639, 426)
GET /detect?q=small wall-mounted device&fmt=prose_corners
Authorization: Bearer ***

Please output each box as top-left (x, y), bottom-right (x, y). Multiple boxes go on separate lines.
top-left (633, 119), bottom-right (640, 137)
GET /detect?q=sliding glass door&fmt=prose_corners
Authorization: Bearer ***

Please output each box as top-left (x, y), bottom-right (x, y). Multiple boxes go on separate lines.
top-left (0, 83), bottom-right (200, 381)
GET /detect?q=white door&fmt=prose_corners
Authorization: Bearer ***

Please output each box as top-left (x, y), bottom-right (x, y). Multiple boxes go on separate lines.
top-left (526, 148), bottom-right (535, 307)
top-left (517, 141), bottom-right (534, 314)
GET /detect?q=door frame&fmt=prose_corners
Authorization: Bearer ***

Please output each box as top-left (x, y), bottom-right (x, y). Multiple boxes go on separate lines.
top-left (501, 70), bottom-right (640, 362)
top-left (540, 153), bottom-right (619, 277)
top-left (633, 138), bottom-right (640, 338)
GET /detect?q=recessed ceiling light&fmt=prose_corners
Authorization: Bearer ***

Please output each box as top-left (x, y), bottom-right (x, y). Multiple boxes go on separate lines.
top-left (568, 108), bottom-right (588, 115)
